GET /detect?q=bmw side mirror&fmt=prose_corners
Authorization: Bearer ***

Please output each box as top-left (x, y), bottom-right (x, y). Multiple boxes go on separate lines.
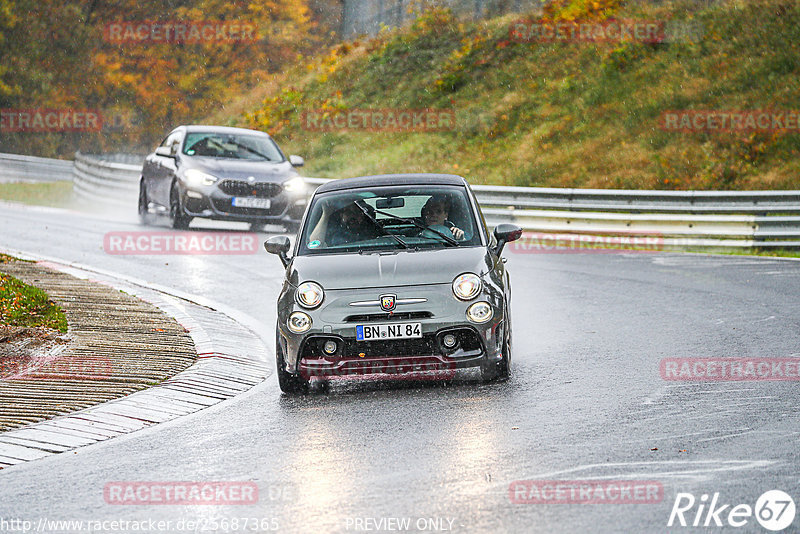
top-left (264, 236), bottom-right (291, 267)
top-left (155, 146), bottom-right (174, 158)
top-left (493, 224), bottom-right (523, 255)
top-left (289, 155), bottom-right (305, 167)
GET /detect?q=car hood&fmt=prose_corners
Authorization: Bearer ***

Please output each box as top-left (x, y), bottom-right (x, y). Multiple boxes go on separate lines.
top-left (186, 158), bottom-right (297, 181)
top-left (288, 247), bottom-right (494, 290)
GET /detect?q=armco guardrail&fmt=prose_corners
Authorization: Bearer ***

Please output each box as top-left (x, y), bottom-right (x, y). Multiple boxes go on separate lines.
top-left (7, 151), bottom-right (791, 250)
top-left (72, 152), bottom-right (143, 205)
top-left (308, 179), bottom-right (800, 249)
top-left (467, 184), bottom-right (800, 249)
top-left (0, 152), bottom-right (73, 183)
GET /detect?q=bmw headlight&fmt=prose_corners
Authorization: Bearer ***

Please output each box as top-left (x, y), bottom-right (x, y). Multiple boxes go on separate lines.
top-left (288, 312), bottom-right (312, 333)
top-left (452, 273), bottom-right (482, 301)
top-left (466, 302), bottom-right (493, 323)
top-left (184, 168), bottom-right (219, 187)
top-left (295, 281), bottom-right (324, 309)
top-left (283, 176), bottom-right (306, 193)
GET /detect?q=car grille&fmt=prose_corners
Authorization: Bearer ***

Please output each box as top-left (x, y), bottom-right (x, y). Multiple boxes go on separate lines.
top-left (343, 335), bottom-right (440, 358)
top-left (343, 312), bottom-right (434, 323)
top-left (218, 180), bottom-right (283, 198)
top-left (299, 327), bottom-right (485, 360)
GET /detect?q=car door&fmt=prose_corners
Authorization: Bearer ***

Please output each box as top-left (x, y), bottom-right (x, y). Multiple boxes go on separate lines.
top-left (141, 137), bottom-right (164, 204)
top-left (152, 130), bottom-right (183, 206)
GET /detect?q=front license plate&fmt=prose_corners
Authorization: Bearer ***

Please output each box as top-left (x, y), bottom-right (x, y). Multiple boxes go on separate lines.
top-left (356, 323), bottom-right (422, 341)
top-left (232, 197), bottom-right (271, 209)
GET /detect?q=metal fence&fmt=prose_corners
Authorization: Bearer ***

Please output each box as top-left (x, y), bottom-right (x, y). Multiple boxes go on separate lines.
top-left (72, 152), bottom-right (143, 205)
top-left (0, 152), bottom-right (73, 183)
top-left (1, 151), bottom-right (796, 250)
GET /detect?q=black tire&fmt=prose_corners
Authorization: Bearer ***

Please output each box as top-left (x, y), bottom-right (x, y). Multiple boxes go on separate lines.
top-left (170, 182), bottom-right (191, 230)
top-left (138, 180), bottom-right (152, 226)
top-left (481, 306), bottom-right (512, 382)
top-left (276, 327), bottom-right (308, 394)
top-left (496, 320), bottom-right (512, 380)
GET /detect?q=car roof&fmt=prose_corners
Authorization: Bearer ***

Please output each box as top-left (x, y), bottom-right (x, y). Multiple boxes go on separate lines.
top-left (178, 125), bottom-right (271, 137)
top-left (315, 174), bottom-right (468, 193)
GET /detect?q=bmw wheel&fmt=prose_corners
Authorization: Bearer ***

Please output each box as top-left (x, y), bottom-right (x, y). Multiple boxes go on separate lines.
top-left (169, 182), bottom-right (192, 230)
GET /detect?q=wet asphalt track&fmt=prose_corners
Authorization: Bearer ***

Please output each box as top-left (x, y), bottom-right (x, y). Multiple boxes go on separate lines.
top-left (0, 201), bottom-right (799, 533)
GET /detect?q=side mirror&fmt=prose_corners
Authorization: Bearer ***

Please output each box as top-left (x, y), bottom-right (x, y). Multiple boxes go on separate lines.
top-left (493, 224), bottom-right (523, 255)
top-left (155, 146), bottom-right (174, 158)
top-left (289, 155), bottom-right (305, 167)
top-left (264, 236), bottom-right (291, 267)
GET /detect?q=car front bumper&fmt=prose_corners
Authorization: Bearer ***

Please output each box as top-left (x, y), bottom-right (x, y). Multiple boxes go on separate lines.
top-left (277, 284), bottom-right (506, 379)
top-left (181, 183), bottom-right (307, 224)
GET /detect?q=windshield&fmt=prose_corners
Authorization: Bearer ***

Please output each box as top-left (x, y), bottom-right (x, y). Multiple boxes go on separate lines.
top-left (297, 185), bottom-right (482, 255)
top-left (182, 132), bottom-right (284, 161)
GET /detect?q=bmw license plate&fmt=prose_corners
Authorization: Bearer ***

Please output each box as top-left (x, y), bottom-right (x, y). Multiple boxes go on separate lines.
top-left (356, 323), bottom-right (422, 341)
top-left (232, 197), bottom-right (271, 209)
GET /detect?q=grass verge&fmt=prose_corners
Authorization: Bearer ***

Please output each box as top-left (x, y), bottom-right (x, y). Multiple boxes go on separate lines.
top-left (0, 257), bottom-right (68, 333)
top-left (0, 181), bottom-right (75, 208)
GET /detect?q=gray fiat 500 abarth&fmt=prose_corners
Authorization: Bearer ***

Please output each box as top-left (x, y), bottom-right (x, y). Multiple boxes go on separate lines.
top-left (264, 174), bottom-right (522, 394)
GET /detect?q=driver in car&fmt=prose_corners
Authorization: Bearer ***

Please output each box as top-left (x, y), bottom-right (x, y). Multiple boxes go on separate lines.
top-left (421, 196), bottom-right (465, 240)
top-left (326, 202), bottom-right (382, 246)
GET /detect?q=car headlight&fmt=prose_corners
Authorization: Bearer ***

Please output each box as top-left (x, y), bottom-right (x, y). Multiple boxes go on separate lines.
top-left (295, 281), bottom-right (324, 309)
top-left (184, 169), bottom-right (219, 187)
top-left (466, 302), bottom-right (493, 323)
top-left (452, 273), bottom-right (482, 301)
top-left (283, 176), bottom-right (306, 193)
top-left (288, 312), bottom-right (312, 333)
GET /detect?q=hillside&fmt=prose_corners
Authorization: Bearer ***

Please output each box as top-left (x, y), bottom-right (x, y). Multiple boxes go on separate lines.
top-left (230, 0), bottom-right (800, 190)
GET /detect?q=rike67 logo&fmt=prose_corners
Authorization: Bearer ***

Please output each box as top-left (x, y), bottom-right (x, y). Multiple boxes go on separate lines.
top-left (668, 490), bottom-right (796, 531)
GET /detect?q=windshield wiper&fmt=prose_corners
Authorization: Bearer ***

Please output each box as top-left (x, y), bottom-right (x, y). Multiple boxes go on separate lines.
top-left (354, 201), bottom-right (409, 249)
top-left (229, 141), bottom-right (275, 161)
top-left (368, 206), bottom-right (459, 247)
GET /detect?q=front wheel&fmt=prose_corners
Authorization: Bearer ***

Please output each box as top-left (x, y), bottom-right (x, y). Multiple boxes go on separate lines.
top-left (481, 307), bottom-right (512, 382)
top-left (170, 183), bottom-right (192, 230)
top-left (276, 327), bottom-right (308, 394)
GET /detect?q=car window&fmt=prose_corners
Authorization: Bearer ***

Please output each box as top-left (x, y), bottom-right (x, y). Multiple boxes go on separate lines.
top-left (182, 132), bottom-right (284, 161)
top-left (297, 185), bottom-right (481, 255)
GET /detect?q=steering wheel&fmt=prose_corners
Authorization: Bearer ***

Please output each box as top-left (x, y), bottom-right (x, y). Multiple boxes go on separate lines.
top-left (419, 224), bottom-right (453, 240)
